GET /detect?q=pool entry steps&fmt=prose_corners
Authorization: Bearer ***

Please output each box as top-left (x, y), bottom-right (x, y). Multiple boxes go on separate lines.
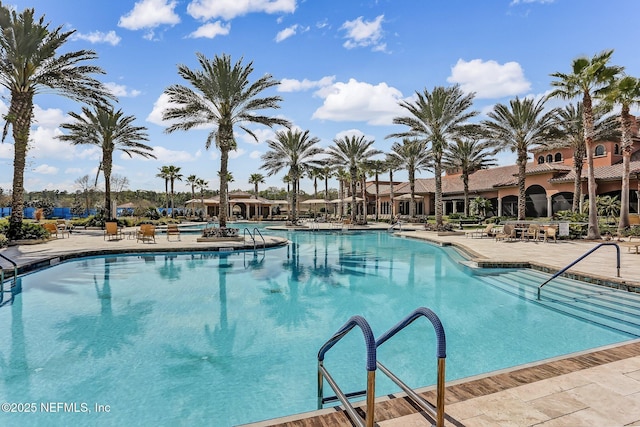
top-left (0, 252), bottom-right (17, 307)
top-left (317, 307), bottom-right (447, 427)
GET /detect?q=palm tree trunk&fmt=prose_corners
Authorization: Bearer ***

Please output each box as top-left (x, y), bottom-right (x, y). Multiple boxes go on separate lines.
top-left (583, 94), bottom-right (600, 239)
top-left (409, 167), bottom-right (416, 218)
top-left (375, 172), bottom-right (380, 222)
top-left (350, 168), bottom-right (357, 223)
top-left (517, 150), bottom-right (527, 220)
top-left (572, 151), bottom-right (584, 212)
top-left (220, 147), bottom-right (229, 228)
top-left (103, 151), bottom-right (113, 219)
top-left (8, 93), bottom-right (33, 239)
top-left (361, 175), bottom-right (367, 224)
top-left (170, 179), bottom-right (175, 218)
top-left (389, 169), bottom-right (395, 218)
top-left (463, 173), bottom-right (469, 216)
top-left (619, 107), bottom-right (632, 232)
top-left (434, 161), bottom-right (443, 227)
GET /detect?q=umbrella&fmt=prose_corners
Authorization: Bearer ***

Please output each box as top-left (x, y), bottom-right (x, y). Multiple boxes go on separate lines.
top-left (329, 197), bottom-right (363, 203)
top-left (300, 198), bottom-right (328, 205)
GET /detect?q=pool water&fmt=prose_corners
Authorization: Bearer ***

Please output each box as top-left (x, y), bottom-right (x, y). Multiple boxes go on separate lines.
top-left (0, 231), bottom-right (633, 426)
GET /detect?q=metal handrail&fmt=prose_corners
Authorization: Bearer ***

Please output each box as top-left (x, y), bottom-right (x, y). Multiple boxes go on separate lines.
top-left (243, 228), bottom-right (256, 250)
top-left (537, 242), bottom-right (620, 300)
top-left (317, 315), bottom-right (377, 427)
top-left (388, 221), bottom-right (402, 232)
top-left (253, 228), bottom-right (266, 249)
top-left (375, 307), bottom-right (447, 427)
top-left (0, 252), bottom-right (18, 292)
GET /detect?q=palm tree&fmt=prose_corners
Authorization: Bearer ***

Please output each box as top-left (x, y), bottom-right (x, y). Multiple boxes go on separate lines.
top-left (326, 135), bottom-right (382, 223)
top-left (320, 165), bottom-right (333, 218)
top-left (249, 173), bottom-right (265, 196)
top-left (186, 174), bottom-right (198, 216)
top-left (549, 49), bottom-right (623, 239)
top-left (443, 136), bottom-right (498, 216)
top-left (602, 75), bottom-right (640, 232)
top-left (387, 139), bottom-right (431, 218)
top-left (388, 85), bottom-right (477, 227)
top-left (482, 97), bottom-right (559, 220)
top-left (549, 102), bottom-right (620, 212)
top-left (166, 166), bottom-right (183, 217)
top-left (0, 5), bottom-right (113, 238)
top-left (157, 166), bottom-right (171, 214)
top-left (163, 53), bottom-right (289, 228)
top-left (335, 167), bottom-right (350, 218)
top-left (261, 129), bottom-right (323, 223)
top-left (384, 154), bottom-right (403, 219)
top-left (58, 104), bottom-right (154, 219)
top-left (369, 160), bottom-right (387, 222)
top-left (196, 178), bottom-right (208, 218)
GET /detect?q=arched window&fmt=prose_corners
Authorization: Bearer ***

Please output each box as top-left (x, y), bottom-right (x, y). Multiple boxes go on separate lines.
top-left (595, 145), bottom-right (605, 156)
top-left (614, 144), bottom-right (620, 155)
top-left (554, 152), bottom-right (562, 162)
top-left (537, 156), bottom-right (544, 164)
top-left (546, 154), bottom-right (553, 163)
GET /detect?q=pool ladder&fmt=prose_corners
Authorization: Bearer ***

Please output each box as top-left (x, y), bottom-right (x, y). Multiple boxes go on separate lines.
top-left (317, 307), bottom-right (447, 427)
top-left (0, 253), bottom-right (18, 307)
top-left (243, 227), bottom-right (266, 251)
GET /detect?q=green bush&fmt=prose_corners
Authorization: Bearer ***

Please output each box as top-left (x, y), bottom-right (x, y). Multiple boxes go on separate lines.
top-left (0, 222), bottom-right (49, 240)
top-left (0, 233), bottom-right (8, 248)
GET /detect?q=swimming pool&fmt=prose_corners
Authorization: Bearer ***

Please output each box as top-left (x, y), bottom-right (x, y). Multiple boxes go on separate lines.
top-left (0, 231), bottom-right (634, 426)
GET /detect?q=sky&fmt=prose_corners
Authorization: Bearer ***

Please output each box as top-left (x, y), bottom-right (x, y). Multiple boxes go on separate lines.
top-left (3, 0), bottom-right (640, 197)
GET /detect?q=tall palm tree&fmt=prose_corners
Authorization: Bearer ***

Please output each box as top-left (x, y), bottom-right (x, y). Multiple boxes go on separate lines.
top-left (369, 159), bottom-right (387, 221)
top-left (602, 75), bottom-right (640, 232)
top-left (196, 178), bottom-right (208, 218)
top-left (326, 135), bottom-right (382, 223)
top-left (249, 173), bottom-right (265, 196)
top-left (186, 174), bottom-right (198, 216)
top-left (549, 49), bottom-right (623, 239)
top-left (384, 154), bottom-right (403, 219)
top-left (261, 129), bottom-right (323, 223)
top-left (320, 165), bottom-right (333, 218)
top-left (549, 102), bottom-right (620, 212)
top-left (59, 104), bottom-right (154, 219)
top-left (163, 53), bottom-right (289, 228)
top-left (483, 97), bottom-right (559, 220)
top-left (166, 166), bottom-right (183, 217)
top-left (388, 85), bottom-right (477, 227)
top-left (387, 139), bottom-right (431, 218)
top-left (335, 167), bottom-right (350, 218)
top-left (0, 5), bottom-right (113, 238)
top-left (157, 166), bottom-right (171, 213)
top-left (443, 136), bottom-right (499, 216)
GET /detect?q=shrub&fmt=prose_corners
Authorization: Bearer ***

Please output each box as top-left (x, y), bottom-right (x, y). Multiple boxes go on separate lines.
top-left (0, 222), bottom-right (49, 240)
top-left (0, 233), bottom-right (8, 248)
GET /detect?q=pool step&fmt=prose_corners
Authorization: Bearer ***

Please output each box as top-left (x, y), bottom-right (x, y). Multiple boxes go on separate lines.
top-left (477, 270), bottom-right (640, 337)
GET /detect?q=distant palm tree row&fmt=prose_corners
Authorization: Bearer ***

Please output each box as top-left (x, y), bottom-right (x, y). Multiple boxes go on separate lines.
top-left (2, 3), bottom-right (639, 241)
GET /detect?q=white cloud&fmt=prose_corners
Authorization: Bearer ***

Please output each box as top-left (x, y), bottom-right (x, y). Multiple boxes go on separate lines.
top-left (72, 30), bottom-right (121, 46)
top-left (187, 0), bottom-right (297, 21)
top-left (334, 129), bottom-right (375, 142)
top-left (0, 142), bottom-right (13, 159)
top-left (341, 15), bottom-right (385, 51)
top-left (249, 150), bottom-right (262, 159)
top-left (65, 168), bottom-right (84, 175)
top-left (144, 146), bottom-right (197, 162)
top-left (278, 75), bottom-right (335, 92)
top-left (118, 0), bottom-right (180, 30)
top-left (312, 78), bottom-right (406, 125)
top-left (229, 148), bottom-right (246, 159)
top-left (239, 128), bottom-right (275, 145)
top-left (33, 105), bottom-right (66, 128)
top-left (104, 82), bottom-right (142, 98)
top-left (189, 21), bottom-right (231, 38)
top-left (275, 24), bottom-right (298, 42)
top-left (34, 164), bottom-right (59, 175)
top-left (447, 59), bottom-right (531, 99)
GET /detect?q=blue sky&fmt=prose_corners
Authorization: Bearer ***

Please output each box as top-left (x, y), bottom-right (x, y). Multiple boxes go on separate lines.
top-left (3, 0), bottom-right (640, 196)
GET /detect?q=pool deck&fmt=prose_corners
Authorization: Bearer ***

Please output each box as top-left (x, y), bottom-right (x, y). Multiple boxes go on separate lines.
top-left (2, 222), bottom-right (640, 426)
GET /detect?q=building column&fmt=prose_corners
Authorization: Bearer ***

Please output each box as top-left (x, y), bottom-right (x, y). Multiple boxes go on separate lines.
top-left (452, 200), bottom-right (457, 214)
top-left (497, 197), bottom-right (502, 217)
top-left (579, 193), bottom-right (585, 213)
top-left (547, 195), bottom-right (553, 218)
top-left (442, 201), bottom-right (447, 216)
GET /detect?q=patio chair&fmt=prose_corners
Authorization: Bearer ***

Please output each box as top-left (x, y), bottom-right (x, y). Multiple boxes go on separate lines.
top-left (44, 222), bottom-right (69, 239)
top-left (137, 224), bottom-right (156, 243)
top-left (104, 222), bottom-right (123, 241)
top-left (523, 224), bottom-right (540, 241)
top-left (495, 224), bottom-right (516, 241)
top-left (465, 223), bottom-right (495, 239)
top-left (544, 226), bottom-right (557, 243)
top-left (166, 224), bottom-right (181, 241)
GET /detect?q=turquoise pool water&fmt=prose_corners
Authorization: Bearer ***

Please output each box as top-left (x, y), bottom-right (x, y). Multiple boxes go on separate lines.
top-left (0, 231), bottom-right (633, 426)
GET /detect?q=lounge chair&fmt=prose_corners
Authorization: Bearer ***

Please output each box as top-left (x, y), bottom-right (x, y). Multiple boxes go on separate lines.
top-left (137, 224), bottom-right (156, 243)
top-left (166, 224), bottom-right (181, 241)
top-left (465, 223), bottom-right (495, 239)
top-left (44, 222), bottom-right (69, 239)
top-left (495, 224), bottom-right (516, 241)
top-left (104, 222), bottom-right (123, 240)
